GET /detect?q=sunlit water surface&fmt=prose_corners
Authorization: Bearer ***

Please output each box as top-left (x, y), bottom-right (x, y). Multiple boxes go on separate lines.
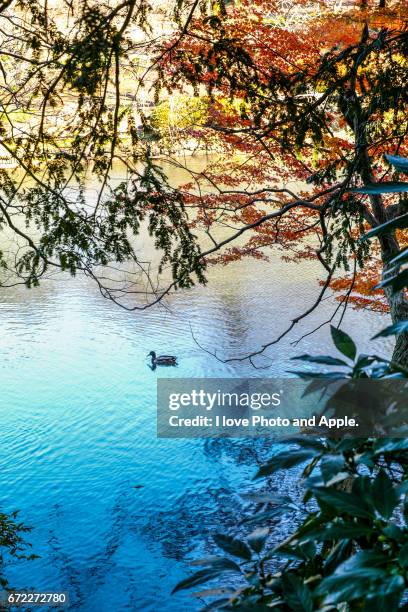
top-left (0, 163), bottom-right (393, 611)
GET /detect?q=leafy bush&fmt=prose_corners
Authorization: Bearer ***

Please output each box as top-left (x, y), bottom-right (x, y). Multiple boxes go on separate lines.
top-left (292, 325), bottom-right (408, 379)
top-left (174, 434), bottom-right (408, 610)
top-left (0, 511), bottom-right (35, 589)
top-left (173, 328), bottom-right (408, 611)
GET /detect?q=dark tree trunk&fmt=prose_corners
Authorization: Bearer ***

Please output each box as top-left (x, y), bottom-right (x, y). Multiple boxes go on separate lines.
top-left (371, 219), bottom-right (408, 368)
top-left (355, 128), bottom-right (408, 367)
top-left (371, 215), bottom-right (408, 367)
top-left (383, 260), bottom-right (408, 367)
top-left (341, 52), bottom-right (406, 366)
top-left (356, 144), bottom-right (408, 366)
top-left (379, 0), bottom-right (386, 7)
top-left (373, 229), bottom-right (408, 367)
top-left (389, 299), bottom-right (408, 367)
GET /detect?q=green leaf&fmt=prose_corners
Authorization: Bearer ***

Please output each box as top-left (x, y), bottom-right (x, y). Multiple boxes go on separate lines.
top-left (172, 568), bottom-right (230, 594)
top-left (330, 326), bottom-right (357, 360)
top-left (213, 534), bottom-right (252, 561)
top-left (282, 573), bottom-right (313, 612)
top-left (355, 452), bottom-right (375, 469)
top-left (385, 154), bottom-right (408, 176)
top-left (320, 455), bottom-right (346, 483)
top-left (190, 557), bottom-right (242, 572)
top-left (372, 470), bottom-right (399, 518)
top-left (363, 575), bottom-right (404, 611)
top-left (389, 248), bottom-right (408, 266)
top-left (398, 481), bottom-right (408, 496)
top-left (382, 524), bottom-right (404, 541)
top-left (292, 354), bottom-right (349, 366)
top-left (318, 571), bottom-right (387, 605)
top-left (299, 522), bottom-right (373, 542)
top-left (374, 438), bottom-right (408, 454)
top-left (313, 487), bottom-right (375, 519)
top-left (375, 269), bottom-right (408, 293)
top-left (352, 182), bottom-right (408, 194)
top-left (323, 539), bottom-right (352, 575)
top-left (253, 449), bottom-right (318, 479)
top-left (372, 320), bottom-right (408, 338)
top-left (353, 475), bottom-right (374, 505)
top-left (247, 527), bottom-right (269, 553)
top-left (398, 543), bottom-right (408, 568)
top-left (274, 544), bottom-right (309, 561)
top-left (324, 472), bottom-right (351, 487)
top-left (241, 506), bottom-right (291, 526)
top-left (316, 552), bottom-right (389, 604)
top-left (298, 540), bottom-right (316, 561)
top-left (240, 491), bottom-right (293, 505)
top-left (353, 354), bottom-right (377, 375)
top-left (361, 213), bottom-right (408, 241)
top-left (288, 370), bottom-right (346, 379)
top-left (331, 550), bottom-right (387, 571)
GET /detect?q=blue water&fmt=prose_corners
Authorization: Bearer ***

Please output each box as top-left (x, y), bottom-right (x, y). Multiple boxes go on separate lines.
top-left (0, 251), bottom-right (391, 610)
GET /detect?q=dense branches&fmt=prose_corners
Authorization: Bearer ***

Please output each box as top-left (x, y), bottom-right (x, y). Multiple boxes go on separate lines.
top-left (0, 0), bottom-right (406, 360)
top-left (155, 0), bottom-right (408, 361)
top-left (0, 0), bottom-right (206, 304)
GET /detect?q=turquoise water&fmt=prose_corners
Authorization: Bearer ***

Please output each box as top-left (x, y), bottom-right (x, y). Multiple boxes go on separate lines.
top-left (0, 242), bottom-right (391, 610)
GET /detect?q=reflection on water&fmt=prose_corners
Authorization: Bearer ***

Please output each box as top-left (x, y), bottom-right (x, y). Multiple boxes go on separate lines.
top-left (0, 160), bottom-right (393, 610)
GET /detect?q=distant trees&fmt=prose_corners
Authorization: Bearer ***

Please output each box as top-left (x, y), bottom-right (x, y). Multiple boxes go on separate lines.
top-left (150, 95), bottom-right (209, 152)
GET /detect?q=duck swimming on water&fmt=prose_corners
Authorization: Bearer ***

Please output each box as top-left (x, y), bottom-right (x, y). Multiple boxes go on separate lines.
top-left (147, 351), bottom-right (178, 366)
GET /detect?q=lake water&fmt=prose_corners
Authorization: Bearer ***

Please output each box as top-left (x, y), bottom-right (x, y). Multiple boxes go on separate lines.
top-left (0, 161), bottom-right (393, 611)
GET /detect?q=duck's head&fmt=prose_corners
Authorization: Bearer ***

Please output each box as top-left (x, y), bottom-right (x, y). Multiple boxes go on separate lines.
top-left (147, 351), bottom-right (156, 359)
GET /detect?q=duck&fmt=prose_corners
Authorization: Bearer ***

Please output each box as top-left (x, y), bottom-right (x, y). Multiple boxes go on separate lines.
top-left (147, 351), bottom-right (178, 367)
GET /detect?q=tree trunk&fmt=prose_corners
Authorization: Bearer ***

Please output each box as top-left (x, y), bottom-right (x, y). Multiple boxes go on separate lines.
top-left (355, 135), bottom-right (408, 367)
top-left (390, 310), bottom-right (408, 367)
top-left (372, 229), bottom-right (408, 367)
top-left (356, 163), bottom-right (408, 367)
top-left (373, 220), bottom-right (408, 367)
top-left (383, 263), bottom-right (408, 367)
